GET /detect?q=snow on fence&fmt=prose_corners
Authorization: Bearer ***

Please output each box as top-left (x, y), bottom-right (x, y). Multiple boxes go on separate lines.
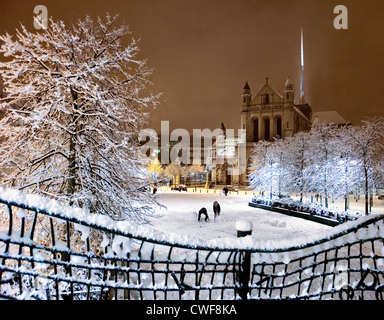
top-left (0, 188), bottom-right (383, 300)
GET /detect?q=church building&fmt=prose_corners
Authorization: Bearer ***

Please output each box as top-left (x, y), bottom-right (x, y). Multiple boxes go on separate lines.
top-left (215, 76), bottom-right (312, 187)
top-left (241, 76), bottom-right (312, 143)
top-left (145, 29), bottom-right (346, 189)
top-left (213, 29), bottom-right (344, 187)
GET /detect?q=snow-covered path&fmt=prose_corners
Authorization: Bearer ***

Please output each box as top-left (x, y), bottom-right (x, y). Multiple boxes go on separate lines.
top-left (147, 191), bottom-right (331, 244)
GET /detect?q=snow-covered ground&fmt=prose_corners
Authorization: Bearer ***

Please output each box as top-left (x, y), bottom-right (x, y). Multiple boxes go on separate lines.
top-left (147, 190), bottom-right (332, 244)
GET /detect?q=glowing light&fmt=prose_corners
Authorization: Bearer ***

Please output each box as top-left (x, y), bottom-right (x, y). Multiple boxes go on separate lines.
top-left (300, 28), bottom-right (305, 103)
top-left (300, 28), bottom-right (304, 68)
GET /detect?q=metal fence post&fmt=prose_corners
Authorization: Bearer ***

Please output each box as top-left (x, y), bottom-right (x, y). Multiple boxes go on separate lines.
top-left (235, 221), bottom-right (253, 300)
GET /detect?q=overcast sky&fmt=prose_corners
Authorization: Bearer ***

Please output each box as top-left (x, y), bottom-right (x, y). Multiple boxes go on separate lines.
top-left (1, 0), bottom-right (383, 132)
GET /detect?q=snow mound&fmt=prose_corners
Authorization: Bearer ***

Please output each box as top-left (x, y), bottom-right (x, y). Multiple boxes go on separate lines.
top-left (235, 220), bottom-right (253, 231)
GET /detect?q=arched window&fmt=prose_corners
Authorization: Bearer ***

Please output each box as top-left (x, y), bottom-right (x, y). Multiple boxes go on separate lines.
top-left (264, 118), bottom-right (270, 141)
top-left (265, 93), bottom-right (270, 104)
top-left (253, 118), bottom-right (259, 142)
top-left (276, 117), bottom-right (282, 138)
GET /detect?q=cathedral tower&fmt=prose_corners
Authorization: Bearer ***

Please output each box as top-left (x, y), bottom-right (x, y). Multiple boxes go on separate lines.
top-left (237, 29), bottom-right (312, 186)
top-left (242, 81), bottom-right (252, 106)
top-left (284, 76), bottom-right (294, 105)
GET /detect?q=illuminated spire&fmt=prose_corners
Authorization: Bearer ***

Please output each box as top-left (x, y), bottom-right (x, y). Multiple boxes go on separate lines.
top-left (300, 28), bottom-right (305, 104)
top-left (300, 28), bottom-right (304, 69)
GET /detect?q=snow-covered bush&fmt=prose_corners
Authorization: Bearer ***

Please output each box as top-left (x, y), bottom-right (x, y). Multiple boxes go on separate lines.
top-left (251, 195), bottom-right (362, 223)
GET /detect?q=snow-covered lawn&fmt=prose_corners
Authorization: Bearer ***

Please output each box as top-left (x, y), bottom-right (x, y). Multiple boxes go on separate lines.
top-left (147, 190), bottom-right (332, 244)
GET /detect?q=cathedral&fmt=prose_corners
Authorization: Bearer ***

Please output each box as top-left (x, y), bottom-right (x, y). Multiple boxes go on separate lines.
top-left (241, 76), bottom-right (312, 143)
top-left (236, 76), bottom-right (312, 186)
top-left (213, 29), bottom-right (345, 187)
top-left (213, 76), bottom-right (313, 187)
top-left (141, 29), bottom-right (346, 188)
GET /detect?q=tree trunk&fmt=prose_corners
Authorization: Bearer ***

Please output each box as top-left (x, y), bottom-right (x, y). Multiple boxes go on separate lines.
top-left (67, 88), bottom-right (79, 203)
top-left (67, 134), bottom-right (76, 200)
top-left (324, 149), bottom-right (328, 208)
top-left (364, 167), bottom-right (369, 215)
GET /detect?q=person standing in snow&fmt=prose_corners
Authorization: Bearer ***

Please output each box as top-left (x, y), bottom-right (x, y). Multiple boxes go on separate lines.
top-left (213, 201), bottom-right (221, 220)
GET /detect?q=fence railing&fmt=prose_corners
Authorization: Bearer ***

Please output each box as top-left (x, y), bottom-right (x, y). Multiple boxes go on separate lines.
top-left (249, 216), bottom-right (384, 300)
top-left (0, 188), bottom-right (383, 300)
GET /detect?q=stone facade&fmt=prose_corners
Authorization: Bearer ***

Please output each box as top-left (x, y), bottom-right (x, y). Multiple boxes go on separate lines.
top-left (236, 76), bottom-right (312, 186)
top-left (240, 76), bottom-right (312, 144)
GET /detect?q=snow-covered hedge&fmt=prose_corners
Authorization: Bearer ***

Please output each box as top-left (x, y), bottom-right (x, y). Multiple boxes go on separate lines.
top-left (251, 195), bottom-right (363, 223)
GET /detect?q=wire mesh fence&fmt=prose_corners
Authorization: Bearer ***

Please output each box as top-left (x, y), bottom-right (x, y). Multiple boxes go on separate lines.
top-left (0, 191), bottom-right (245, 300)
top-left (0, 188), bottom-right (383, 300)
top-left (249, 218), bottom-right (384, 299)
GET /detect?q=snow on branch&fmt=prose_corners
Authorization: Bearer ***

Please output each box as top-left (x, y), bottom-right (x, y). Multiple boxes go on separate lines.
top-left (0, 14), bottom-right (160, 222)
top-left (248, 120), bottom-right (384, 215)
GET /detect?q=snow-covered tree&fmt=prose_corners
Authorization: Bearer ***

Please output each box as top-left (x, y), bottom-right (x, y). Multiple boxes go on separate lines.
top-left (248, 118), bottom-right (384, 215)
top-left (163, 163), bottom-right (181, 186)
top-left (305, 123), bottom-right (341, 208)
top-left (269, 139), bottom-right (290, 198)
top-left (329, 125), bottom-right (361, 210)
top-left (188, 163), bottom-right (204, 189)
top-left (147, 158), bottom-right (163, 182)
top-left (249, 138), bottom-right (292, 199)
top-left (347, 117), bottom-right (384, 214)
top-left (0, 15), bottom-right (159, 222)
top-left (249, 140), bottom-right (276, 198)
top-left (284, 131), bottom-right (312, 202)
top-left (180, 166), bottom-right (190, 184)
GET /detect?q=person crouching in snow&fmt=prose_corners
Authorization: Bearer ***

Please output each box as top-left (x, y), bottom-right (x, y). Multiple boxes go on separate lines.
top-left (198, 207), bottom-right (209, 222)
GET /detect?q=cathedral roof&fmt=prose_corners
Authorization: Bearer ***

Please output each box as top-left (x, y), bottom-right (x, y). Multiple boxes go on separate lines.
top-left (252, 77), bottom-right (283, 104)
top-left (312, 111), bottom-right (347, 125)
top-left (293, 106), bottom-right (311, 123)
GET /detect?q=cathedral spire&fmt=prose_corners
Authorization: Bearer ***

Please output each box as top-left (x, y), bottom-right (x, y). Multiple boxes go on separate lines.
top-left (300, 28), bottom-right (306, 104)
top-left (242, 81), bottom-right (251, 106)
top-left (242, 81), bottom-right (250, 94)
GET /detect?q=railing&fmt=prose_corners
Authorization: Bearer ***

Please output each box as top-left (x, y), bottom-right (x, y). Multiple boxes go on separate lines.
top-left (249, 216), bottom-right (384, 300)
top-left (0, 188), bottom-right (383, 300)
